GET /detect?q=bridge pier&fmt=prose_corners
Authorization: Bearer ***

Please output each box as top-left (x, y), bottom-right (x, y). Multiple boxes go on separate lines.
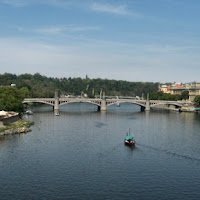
top-left (145, 93), bottom-right (150, 111)
top-left (101, 100), bottom-right (107, 111)
top-left (54, 90), bottom-right (59, 116)
top-left (145, 101), bottom-right (150, 111)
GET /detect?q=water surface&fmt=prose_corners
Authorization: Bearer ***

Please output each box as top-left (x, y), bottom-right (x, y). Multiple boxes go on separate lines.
top-left (1, 104), bottom-right (200, 200)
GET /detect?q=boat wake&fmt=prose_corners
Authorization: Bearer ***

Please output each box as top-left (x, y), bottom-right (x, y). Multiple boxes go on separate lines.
top-left (136, 142), bottom-right (200, 163)
top-left (94, 121), bottom-right (107, 128)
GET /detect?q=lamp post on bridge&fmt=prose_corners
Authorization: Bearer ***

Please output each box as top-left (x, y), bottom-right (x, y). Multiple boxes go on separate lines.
top-left (81, 91), bottom-right (84, 98)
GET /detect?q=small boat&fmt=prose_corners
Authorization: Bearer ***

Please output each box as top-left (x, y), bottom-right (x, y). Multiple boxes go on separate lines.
top-left (116, 102), bottom-right (120, 107)
top-left (195, 108), bottom-right (200, 113)
top-left (124, 136), bottom-right (135, 146)
top-left (25, 110), bottom-right (33, 115)
top-left (124, 129), bottom-right (135, 146)
top-left (179, 106), bottom-right (195, 112)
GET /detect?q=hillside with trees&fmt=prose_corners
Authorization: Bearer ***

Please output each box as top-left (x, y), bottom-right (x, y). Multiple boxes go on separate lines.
top-left (0, 73), bottom-right (159, 98)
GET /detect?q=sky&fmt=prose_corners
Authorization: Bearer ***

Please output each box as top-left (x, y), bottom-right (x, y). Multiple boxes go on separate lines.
top-left (0, 0), bottom-right (200, 83)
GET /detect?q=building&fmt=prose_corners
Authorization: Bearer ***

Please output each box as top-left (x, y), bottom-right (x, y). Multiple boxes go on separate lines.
top-left (159, 82), bottom-right (200, 101)
top-left (159, 85), bottom-right (170, 93)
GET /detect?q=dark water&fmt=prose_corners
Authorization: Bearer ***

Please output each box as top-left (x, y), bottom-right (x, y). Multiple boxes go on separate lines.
top-left (1, 103), bottom-right (200, 200)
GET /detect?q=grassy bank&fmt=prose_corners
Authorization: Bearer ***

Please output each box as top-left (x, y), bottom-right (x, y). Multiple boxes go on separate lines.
top-left (0, 120), bottom-right (34, 134)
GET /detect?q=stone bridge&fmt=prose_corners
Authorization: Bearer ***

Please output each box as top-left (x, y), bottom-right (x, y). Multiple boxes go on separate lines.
top-left (23, 96), bottom-right (191, 116)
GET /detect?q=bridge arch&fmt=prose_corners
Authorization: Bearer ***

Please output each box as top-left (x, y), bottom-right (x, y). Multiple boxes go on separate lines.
top-left (59, 101), bottom-right (101, 107)
top-left (23, 100), bottom-right (54, 107)
top-left (106, 101), bottom-right (146, 109)
top-left (150, 102), bottom-right (182, 108)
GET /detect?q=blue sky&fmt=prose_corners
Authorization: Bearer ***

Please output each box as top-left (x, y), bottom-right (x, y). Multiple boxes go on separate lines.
top-left (0, 0), bottom-right (200, 82)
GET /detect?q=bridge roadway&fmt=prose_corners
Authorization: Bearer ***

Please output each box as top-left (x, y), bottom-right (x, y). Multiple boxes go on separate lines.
top-left (23, 97), bottom-right (192, 116)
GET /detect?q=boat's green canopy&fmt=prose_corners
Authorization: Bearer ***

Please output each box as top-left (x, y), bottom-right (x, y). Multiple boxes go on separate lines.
top-left (125, 136), bottom-right (134, 140)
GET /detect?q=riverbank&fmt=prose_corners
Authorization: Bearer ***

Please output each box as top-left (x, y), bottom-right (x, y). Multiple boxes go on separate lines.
top-left (0, 120), bottom-right (34, 136)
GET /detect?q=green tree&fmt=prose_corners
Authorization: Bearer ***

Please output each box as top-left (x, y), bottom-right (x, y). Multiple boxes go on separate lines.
top-left (19, 87), bottom-right (31, 98)
top-left (194, 95), bottom-right (200, 106)
top-left (181, 90), bottom-right (189, 100)
top-left (0, 87), bottom-right (25, 112)
top-left (150, 91), bottom-right (181, 101)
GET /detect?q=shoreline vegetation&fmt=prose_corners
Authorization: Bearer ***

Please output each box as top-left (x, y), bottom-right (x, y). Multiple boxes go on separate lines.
top-left (0, 120), bottom-right (34, 136)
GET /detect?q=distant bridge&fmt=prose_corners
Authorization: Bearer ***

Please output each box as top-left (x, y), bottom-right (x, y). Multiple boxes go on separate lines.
top-left (23, 96), bottom-right (192, 116)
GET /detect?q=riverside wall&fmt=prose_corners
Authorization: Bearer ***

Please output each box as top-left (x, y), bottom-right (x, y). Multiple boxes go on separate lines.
top-left (0, 114), bottom-right (19, 126)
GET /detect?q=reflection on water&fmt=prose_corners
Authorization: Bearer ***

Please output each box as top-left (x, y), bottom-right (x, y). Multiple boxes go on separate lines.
top-left (0, 136), bottom-right (5, 145)
top-left (31, 102), bottom-right (142, 113)
top-left (0, 103), bottom-right (200, 200)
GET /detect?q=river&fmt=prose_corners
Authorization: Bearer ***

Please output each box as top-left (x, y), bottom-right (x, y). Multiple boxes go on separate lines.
top-left (1, 103), bottom-right (200, 200)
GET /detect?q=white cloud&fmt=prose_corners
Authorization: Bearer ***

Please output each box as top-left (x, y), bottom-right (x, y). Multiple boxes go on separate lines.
top-left (1, 0), bottom-right (142, 18)
top-left (34, 25), bottom-right (101, 35)
top-left (35, 27), bottom-right (66, 35)
top-left (90, 2), bottom-right (143, 18)
top-left (1, 0), bottom-right (75, 7)
top-left (2, 0), bottom-right (28, 7)
top-left (91, 2), bottom-right (130, 15)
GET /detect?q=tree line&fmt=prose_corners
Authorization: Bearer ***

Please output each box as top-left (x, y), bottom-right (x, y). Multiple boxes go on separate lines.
top-left (149, 90), bottom-right (189, 101)
top-left (0, 73), bottom-right (159, 98)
